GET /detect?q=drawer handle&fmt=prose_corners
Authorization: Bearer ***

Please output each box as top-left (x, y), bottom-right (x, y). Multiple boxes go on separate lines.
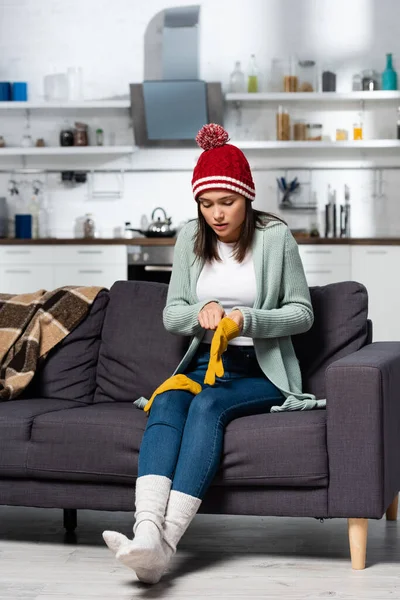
top-left (5, 250), bottom-right (31, 255)
top-left (144, 266), bottom-right (173, 272)
top-left (77, 250), bottom-right (103, 255)
top-left (304, 250), bottom-right (332, 255)
top-left (78, 269), bottom-right (103, 274)
top-left (306, 269), bottom-right (333, 274)
top-left (5, 269), bottom-right (31, 274)
top-left (366, 250), bottom-right (388, 255)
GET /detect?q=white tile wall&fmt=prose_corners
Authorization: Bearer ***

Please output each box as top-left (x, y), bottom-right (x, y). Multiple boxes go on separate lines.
top-left (1, 0), bottom-right (400, 237)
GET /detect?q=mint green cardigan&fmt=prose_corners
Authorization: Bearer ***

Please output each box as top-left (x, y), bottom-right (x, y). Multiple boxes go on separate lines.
top-left (134, 218), bottom-right (326, 412)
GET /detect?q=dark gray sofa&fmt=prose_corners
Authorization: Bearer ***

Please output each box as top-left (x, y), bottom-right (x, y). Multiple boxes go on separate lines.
top-left (1, 280), bottom-right (399, 569)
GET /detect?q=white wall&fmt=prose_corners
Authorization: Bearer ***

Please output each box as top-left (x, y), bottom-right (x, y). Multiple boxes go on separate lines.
top-left (1, 0), bottom-right (400, 237)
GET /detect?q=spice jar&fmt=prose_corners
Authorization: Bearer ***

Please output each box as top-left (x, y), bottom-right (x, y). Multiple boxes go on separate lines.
top-left (283, 57), bottom-right (298, 92)
top-left (297, 60), bottom-right (317, 92)
top-left (336, 129), bottom-right (348, 141)
top-left (293, 120), bottom-right (307, 141)
top-left (74, 122), bottom-right (89, 146)
top-left (276, 106), bottom-right (290, 140)
top-left (353, 122), bottom-right (363, 140)
top-left (60, 127), bottom-right (74, 146)
top-left (306, 123), bottom-right (323, 141)
top-left (96, 128), bottom-right (104, 146)
top-left (83, 213), bottom-right (96, 238)
top-left (362, 70), bottom-right (379, 91)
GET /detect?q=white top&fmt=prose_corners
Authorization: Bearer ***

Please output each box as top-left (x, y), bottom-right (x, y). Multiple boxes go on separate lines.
top-left (196, 240), bottom-right (257, 346)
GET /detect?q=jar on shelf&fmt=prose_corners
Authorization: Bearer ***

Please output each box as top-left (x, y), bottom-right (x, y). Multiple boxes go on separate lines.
top-left (276, 106), bottom-right (290, 140)
top-left (60, 122), bottom-right (74, 146)
top-left (96, 128), bottom-right (104, 146)
top-left (306, 123), bottom-right (323, 141)
top-left (293, 120), bottom-right (307, 140)
top-left (353, 122), bottom-right (363, 140)
top-left (362, 69), bottom-right (379, 91)
top-left (352, 73), bottom-right (362, 91)
top-left (336, 128), bottom-right (348, 141)
top-left (283, 57), bottom-right (298, 92)
top-left (297, 59), bottom-right (317, 92)
top-left (74, 122), bottom-right (89, 146)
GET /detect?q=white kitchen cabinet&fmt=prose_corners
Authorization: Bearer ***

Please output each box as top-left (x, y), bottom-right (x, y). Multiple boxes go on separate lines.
top-left (351, 246), bottom-right (400, 341)
top-left (53, 264), bottom-right (126, 289)
top-left (52, 245), bottom-right (127, 265)
top-left (0, 245), bottom-right (127, 294)
top-left (298, 245), bottom-right (351, 286)
top-left (302, 265), bottom-right (351, 287)
top-left (53, 246), bottom-right (127, 289)
top-left (0, 265), bottom-right (54, 295)
top-left (0, 247), bottom-right (54, 294)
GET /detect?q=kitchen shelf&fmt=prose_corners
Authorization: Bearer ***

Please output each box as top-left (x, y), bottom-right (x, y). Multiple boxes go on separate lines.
top-left (0, 146), bottom-right (136, 156)
top-left (226, 91), bottom-right (400, 102)
top-left (0, 100), bottom-right (130, 109)
top-left (232, 140), bottom-right (400, 150)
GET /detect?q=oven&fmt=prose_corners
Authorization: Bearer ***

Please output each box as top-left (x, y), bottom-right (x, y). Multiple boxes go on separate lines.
top-left (127, 245), bottom-right (174, 284)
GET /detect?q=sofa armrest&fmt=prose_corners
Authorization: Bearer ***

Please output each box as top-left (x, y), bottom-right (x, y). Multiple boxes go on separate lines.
top-left (325, 342), bottom-right (400, 519)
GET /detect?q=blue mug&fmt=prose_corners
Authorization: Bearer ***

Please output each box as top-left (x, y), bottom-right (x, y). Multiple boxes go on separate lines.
top-left (15, 214), bottom-right (32, 239)
top-left (12, 82), bottom-right (28, 101)
top-left (0, 82), bottom-right (11, 101)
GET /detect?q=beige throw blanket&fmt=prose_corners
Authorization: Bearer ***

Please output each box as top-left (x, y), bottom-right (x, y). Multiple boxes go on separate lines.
top-left (0, 286), bottom-right (104, 400)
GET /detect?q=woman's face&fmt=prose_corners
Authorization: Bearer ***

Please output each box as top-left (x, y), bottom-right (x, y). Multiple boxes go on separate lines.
top-left (198, 189), bottom-right (246, 243)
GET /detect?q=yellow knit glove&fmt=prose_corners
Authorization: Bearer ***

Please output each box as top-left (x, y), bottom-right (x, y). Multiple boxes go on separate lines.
top-left (144, 374), bottom-right (202, 413)
top-left (204, 317), bottom-right (241, 386)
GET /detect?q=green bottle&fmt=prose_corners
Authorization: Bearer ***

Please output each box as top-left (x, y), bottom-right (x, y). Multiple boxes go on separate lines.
top-left (382, 53), bottom-right (397, 91)
top-left (247, 54), bottom-right (259, 93)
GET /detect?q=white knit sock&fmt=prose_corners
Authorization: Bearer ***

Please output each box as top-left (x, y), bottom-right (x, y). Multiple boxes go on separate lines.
top-left (162, 490), bottom-right (202, 555)
top-left (102, 475), bottom-right (172, 583)
top-left (127, 489), bottom-right (202, 584)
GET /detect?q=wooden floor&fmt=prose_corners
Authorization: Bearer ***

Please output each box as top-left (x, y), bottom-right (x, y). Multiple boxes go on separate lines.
top-left (0, 506), bottom-right (399, 599)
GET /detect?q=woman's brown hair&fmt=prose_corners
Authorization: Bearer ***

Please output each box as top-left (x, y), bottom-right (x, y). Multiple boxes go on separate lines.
top-left (192, 199), bottom-right (287, 264)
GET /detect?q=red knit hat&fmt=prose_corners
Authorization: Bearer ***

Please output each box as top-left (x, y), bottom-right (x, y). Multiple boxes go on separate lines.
top-left (192, 124), bottom-right (255, 201)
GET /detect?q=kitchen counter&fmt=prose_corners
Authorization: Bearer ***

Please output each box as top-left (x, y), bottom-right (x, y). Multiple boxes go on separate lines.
top-left (1, 237), bottom-right (400, 245)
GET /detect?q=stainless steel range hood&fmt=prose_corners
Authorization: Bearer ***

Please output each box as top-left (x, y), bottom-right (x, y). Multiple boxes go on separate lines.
top-left (130, 5), bottom-right (224, 148)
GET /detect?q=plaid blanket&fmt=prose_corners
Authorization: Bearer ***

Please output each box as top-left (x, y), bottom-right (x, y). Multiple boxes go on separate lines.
top-left (0, 286), bottom-right (104, 400)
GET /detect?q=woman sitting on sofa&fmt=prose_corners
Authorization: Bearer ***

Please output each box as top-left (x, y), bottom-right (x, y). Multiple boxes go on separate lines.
top-left (103, 123), bottom-right (318, 584)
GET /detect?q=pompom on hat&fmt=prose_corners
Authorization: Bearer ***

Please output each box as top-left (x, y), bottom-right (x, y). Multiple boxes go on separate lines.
top-left (192, 124), bottom-right (255, 201)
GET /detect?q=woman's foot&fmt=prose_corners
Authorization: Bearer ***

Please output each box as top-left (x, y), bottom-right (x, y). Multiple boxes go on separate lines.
top-left (103, 522), bottom-right (173, 583)
top-left (102, 530), bottom-right (129, 554)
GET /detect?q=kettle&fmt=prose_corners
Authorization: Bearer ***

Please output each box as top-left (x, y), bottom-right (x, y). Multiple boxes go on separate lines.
top-left (147, 207), bottom-right (176, 237)
top-left (129, 207), bottom-right (176, 238)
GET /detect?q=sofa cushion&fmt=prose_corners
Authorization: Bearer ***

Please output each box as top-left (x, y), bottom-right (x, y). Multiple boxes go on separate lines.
top-left (27, 402), bottom-right (147, 483)
top-left (25, 290), bottom-right (109, 403)
top-left (292, 281), bottom-right (369, 399)
top-left (26, 403), bottom-right (327, 487)
top-left (0, 398), bottom-right (80, 477)
top-left (94, 281), bottom-right (189, 403)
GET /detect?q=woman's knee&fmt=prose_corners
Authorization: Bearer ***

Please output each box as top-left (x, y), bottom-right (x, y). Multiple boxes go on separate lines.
top-left (188, 389), bottom-right (224, 420)
top-left (147, 389), bottom-right (192, 422)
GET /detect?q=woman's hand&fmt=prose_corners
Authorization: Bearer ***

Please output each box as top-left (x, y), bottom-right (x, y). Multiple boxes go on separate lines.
top-left (226, 309), bottom-right (244, 333)
top-left (198, 302), bottom-right (225, 330)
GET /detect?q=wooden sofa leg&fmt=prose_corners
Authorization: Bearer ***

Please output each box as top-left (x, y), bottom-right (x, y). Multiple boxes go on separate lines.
top-left (63, 509), bottom-right (77, 532)
top-left (386, 494), bottom-right (399, 521)
top-left (348, 518), bottom-right (368, 570)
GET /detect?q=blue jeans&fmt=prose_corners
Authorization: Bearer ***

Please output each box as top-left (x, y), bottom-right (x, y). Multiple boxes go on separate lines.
top-left (138, 343), bottom-right (285, 499)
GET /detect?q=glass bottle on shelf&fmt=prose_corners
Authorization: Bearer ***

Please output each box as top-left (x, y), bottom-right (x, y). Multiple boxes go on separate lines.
top-left (382, 53), bottom-right (397, 91)
top-left (229, 61), bottom-right (246, 93)
top-left (353, 113), bottom-right (363, 140)
top-left (247, 54), bottom-right (259, 93)
top-left (96, 128), bottom-right (104, 146)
